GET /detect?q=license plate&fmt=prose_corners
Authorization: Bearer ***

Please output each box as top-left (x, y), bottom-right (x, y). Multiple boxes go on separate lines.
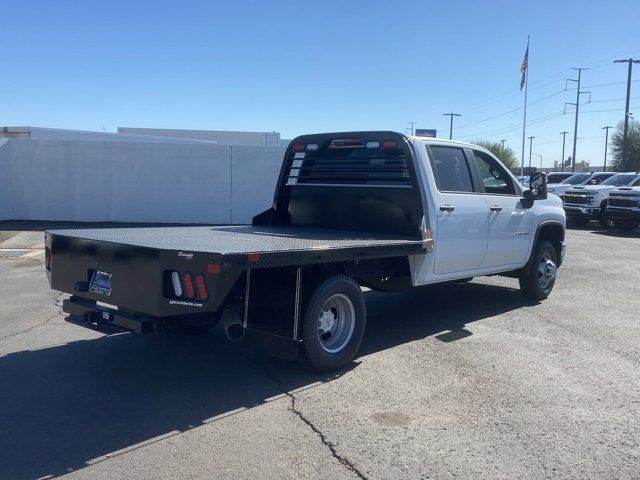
top-left (89, 270), bottom-right (112, 296)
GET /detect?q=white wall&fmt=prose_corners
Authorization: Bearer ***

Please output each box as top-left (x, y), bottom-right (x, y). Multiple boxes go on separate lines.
top-left (2, 139), bottom-right (286, 224)
top-left (118, 127), bottom-right (281, 146)
top-left (0, 139), bottom-right (12, 220)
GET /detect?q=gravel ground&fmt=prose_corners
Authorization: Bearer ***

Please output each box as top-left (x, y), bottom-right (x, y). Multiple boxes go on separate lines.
top-left (0, 225), bottom-right (638, 480)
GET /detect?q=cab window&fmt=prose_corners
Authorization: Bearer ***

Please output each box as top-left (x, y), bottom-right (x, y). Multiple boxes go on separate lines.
top-left (472, 150), bottom-right (516, 195)
top-left (428, 146), bottom-right (475, 193)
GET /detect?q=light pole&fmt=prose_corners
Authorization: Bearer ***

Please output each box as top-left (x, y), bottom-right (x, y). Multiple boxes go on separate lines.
top-left (528, 136), bottom-right (535, 171)
top-left (560, 131), bottom-right (568, 172)
top-left (602, 125), bottom-right (613, 172)
top-left (442, 113), bottom-right (461, 140)
top-left (407, 121), bottom-right (418, 136)
top-left (613, 58), bottom-right (640, 167)
top-left (532, 153), bottom-right (543, 170)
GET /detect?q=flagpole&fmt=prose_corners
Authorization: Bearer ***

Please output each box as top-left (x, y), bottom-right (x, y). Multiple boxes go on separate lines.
top-left (520, 35), bottom-right (530, 177)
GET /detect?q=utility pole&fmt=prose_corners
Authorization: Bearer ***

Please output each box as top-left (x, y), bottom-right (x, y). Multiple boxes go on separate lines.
top-left (532, 153), bottom-right (543, 169)
top-left (565, 68), bottom-right (590, 172)
top-left (442, 113), bottom-right (461, 140)
top-left (602, 125), bottom-right (613, 172)
top-left (613, 58), bottom-right (640, 167)
top-left (528, 136), bottom-right (535, 171)
top-left (407, 121), bottom-right (418, 136)
top-left (560, 131), bottom-right (569, 172)
top-left (500, 139), bottom-right (506, 151)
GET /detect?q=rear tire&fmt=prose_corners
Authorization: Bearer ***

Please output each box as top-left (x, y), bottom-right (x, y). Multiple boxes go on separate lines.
top-left (519, 240), bottom-right (558, 301)
top-left (298, 275), bottom-right (366, 373)
top-left (613, 222), bottom-right (639, 232)
top-left (165, 313), bottom-right (220, 335)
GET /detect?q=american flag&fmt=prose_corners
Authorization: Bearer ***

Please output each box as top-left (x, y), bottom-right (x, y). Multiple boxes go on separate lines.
top-left (520, 42), bottom-right (529, 90)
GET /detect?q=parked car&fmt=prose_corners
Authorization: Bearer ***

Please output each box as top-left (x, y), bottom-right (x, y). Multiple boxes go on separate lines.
top-left (563, 172), bottom-right (640, 228)
top-left (605, 185), bottom-right (640, 232)
top-left (46, 132), bottom-right (566, 372)
top-left (545, 172), bottom-right (575, 184)
top-left (548, 172), bottom-right (616, 199)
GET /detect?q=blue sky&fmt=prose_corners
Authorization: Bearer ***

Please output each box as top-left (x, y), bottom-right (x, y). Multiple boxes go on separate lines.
top-left (2, 0), bottom-right (639, 167)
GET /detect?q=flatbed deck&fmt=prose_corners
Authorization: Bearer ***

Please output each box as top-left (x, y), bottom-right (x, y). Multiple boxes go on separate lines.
top-left (48, 225), bottom-right (429, 256)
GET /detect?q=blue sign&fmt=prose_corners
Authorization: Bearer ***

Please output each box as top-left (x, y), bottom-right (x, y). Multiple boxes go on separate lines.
top-left (415, 129), bottom-right (437, 137)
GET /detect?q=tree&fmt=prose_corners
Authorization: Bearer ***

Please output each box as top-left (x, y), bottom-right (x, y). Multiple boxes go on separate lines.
top-left (473, 140), bottom-right (518, 171)
top-left (610, 119), bottom-right (640, 172)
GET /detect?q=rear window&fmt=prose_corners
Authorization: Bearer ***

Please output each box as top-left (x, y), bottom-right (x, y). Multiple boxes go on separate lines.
top-left (601, 174), bottom-right (638, 186)
top-left (288, 142), bottom-right (411, 187)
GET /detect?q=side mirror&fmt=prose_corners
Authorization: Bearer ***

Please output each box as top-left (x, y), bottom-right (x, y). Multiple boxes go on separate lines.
top-left (521, 172), bottom-right (547, 208)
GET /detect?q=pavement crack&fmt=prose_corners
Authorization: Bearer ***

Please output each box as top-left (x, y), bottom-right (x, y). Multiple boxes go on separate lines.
top-left (242, 355), bottom-right (368, 480)
top-left (0, 292), bottom-right (64, 341)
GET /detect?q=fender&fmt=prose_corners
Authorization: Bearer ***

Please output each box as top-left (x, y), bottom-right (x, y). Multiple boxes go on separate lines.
top-left (522, 220), bottom-right (566, 275)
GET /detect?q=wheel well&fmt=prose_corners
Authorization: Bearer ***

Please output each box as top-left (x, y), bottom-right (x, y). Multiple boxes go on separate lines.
top-left (538, 223), bottom-right (564, 264)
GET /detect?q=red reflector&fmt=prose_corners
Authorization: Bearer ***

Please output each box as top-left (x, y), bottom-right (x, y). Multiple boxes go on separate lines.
top-left (382, 139), bottom-right (398, 148)
top-left (195, 274), bottom-right (208, 301)
top-left (247, 253), bottom-right (260, 263)
top-left (182, 272), bottom-right (195, 299)
top-left (292, 143), bottom-right (305, 152)
top-left (206, 263), bottom-right (221, 274)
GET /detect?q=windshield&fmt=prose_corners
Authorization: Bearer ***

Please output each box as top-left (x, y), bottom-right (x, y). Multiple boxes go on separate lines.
top-left (585, 173), bottom-right (615, 185)
top-left (561, 173), bottom-right (590, 185)
top-left (601, 174), bottom-right (638, 186)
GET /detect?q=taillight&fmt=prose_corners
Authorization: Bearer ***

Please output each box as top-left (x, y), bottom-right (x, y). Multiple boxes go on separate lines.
top-left (167, 270), bottom-right (209, 302)
top-left (182, 272), bottom-right (195, 299)
top-left (195, 274), bottom-right (208, 301)
top-left (171, 271), bottom-right (183, 297)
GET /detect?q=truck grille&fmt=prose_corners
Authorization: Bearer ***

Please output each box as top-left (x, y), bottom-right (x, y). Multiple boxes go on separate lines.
top-left (564, 194), bottom-right (592, 205)
top-left (608, 197), bottom-right (639, 208)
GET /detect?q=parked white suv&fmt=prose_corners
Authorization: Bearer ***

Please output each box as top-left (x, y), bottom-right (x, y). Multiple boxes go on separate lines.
top-left (548, 171), bottom-right (616, 200)
top-left (563, 172), bottom-right (640, 227)
top-left (605, 185), bottom-right (640, 232)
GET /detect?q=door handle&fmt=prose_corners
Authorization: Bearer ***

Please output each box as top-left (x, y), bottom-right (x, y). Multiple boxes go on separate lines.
top-left (439, 205), bottom-right (455, 212)
top-left (490, 205), bottom-right (503, 212)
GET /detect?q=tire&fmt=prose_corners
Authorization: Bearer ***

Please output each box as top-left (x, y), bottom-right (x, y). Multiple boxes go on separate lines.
top-left (519, 240), bottom-right (558, 301)
top-left (298, 275), bottom-right (366, 373)
top-left (165, 313), bottom-right (221, 335)
top-left (598, 206), bottom-right (613, 229)
top-left (613, 222), bottom-right (639, 232)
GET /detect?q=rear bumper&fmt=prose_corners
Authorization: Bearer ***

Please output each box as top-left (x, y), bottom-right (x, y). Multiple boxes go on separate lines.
top-left (604, 207), bottom-right (640, 223)
top-left (63, 296), bottom-right (159, 334)
top-left (563, 205), bottom-right (599, 219)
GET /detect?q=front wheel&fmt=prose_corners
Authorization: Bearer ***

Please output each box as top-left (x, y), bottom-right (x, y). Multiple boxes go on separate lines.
top-left (519, 240), bottom-right (558, 301)
top-left (598, 207), bottom-right (614, 229)
top-left (298, 275), bottom-right (366, 373)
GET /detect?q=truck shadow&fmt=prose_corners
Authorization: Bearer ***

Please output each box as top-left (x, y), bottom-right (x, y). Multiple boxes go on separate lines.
top-left (0, 281), bottom-right (532, 480)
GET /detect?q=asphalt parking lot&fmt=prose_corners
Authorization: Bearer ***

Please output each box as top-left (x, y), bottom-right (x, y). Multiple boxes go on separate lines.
top-left (0, 222), bottom-right (638, 480)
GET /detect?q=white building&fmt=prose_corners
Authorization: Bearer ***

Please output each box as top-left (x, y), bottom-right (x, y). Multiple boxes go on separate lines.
top-left (117, 127), bottom-right (283, 146)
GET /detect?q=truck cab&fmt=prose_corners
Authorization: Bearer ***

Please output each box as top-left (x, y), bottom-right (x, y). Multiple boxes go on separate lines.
top-left (563, 172), bottom-right (640, 228)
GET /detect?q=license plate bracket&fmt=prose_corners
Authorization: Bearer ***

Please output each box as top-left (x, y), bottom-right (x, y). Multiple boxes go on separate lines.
top-left (89, 270), bottom-right (112, 296)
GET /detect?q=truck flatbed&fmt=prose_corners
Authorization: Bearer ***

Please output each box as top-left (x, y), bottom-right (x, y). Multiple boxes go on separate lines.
top-left (48, 225), bottom-right (429, 258)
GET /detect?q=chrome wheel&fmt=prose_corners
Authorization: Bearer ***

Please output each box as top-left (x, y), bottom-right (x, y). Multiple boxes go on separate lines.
top-left (537, 254), bottom-right (557, 290)
top-left (317, 293), bottom-right (355, 353)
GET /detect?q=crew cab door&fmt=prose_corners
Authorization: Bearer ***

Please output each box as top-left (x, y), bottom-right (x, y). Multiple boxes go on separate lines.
top-left (470, 149), bottom-right (533, 267)
top-left (427, 145), bottom-right (489, 274)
